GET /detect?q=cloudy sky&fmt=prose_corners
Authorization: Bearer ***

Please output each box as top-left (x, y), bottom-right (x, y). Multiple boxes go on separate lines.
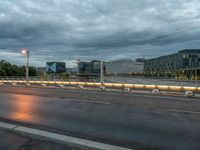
top-left (0, 0), bottom-right (200, 67)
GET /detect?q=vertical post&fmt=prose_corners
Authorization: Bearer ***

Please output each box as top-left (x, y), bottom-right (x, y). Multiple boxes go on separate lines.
top-left (195, 69), bottom-right (197, 80)
top-left (100, 61), bottom-right (104, 85)
top-left (122, 61), bottom-right (124, 76)
top-left (21, 49), bottom-right (29, 83)
top-left (77, 59), bottom-right (80, 75)
top-left (26, 51), bottom-right (29, 82)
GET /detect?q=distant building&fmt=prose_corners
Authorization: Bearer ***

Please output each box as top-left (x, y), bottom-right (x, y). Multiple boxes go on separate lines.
top-left (106, 59), bottom-right (144, 75)
top-left (78, 61), bottom-right (90, 75)
top-left (136, 58), bottom-right (146, 62)
top-left (144, 49), bottom-right (200, 79)
top-left (66, 68), bottom-right (78, 75)
top-left (89, 60), bottom-right (103, 75)
top-left (78, 60), bottom-right (105, 76)
top-left (46, 62), bottom-right (66, 74)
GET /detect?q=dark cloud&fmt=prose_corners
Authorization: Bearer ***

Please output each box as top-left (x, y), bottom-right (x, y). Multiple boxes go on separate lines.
top-left (0, 0), bottom-right (200, 67)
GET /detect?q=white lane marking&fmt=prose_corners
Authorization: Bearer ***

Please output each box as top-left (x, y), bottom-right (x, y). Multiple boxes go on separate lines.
top-left (76, 90), bottom-right (200, 102)
top-left (0, 121), bottom-right (132, 150)
top-left (132, 94), bottom-right (200, 102)
top-left (167, 109), bottom-right (200, 115)
top-left (3, 87), bottom-right (199, 103)
top-left (0, 122), bottom-right (17, 129)
top-left (65, 98), bottom-right (111, 105)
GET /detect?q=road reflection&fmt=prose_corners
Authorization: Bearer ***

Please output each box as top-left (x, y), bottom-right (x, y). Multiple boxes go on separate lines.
top-left (10, 94), bottom-right (40, 122)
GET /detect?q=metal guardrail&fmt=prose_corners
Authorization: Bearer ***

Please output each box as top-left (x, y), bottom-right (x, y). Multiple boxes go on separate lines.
top-left (104, 76), bottom-right (200, 87)
top-left (0, 76), bottom-right (100, 82)
top-left (0, 79), bottom-right (199, 93)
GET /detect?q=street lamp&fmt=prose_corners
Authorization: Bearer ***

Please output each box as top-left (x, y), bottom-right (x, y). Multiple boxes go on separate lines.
top-left (21, 48), bottom-right (29, 82)
top-left (100, 61), bottom-right (104, 85)
top-left (77, 58), bottom-right (80, 75)
top-left (123, 61), bottom-right (127, 77)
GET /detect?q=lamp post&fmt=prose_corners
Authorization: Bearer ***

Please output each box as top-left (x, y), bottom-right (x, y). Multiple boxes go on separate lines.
top-left (21, 49), bottom-right (29, 82)
top-left (77, 58), bottom-right (80, 75)
top-left (100, 61), bottom-right (104, 85)
top-left (123, 61), bottom-right (127, 77)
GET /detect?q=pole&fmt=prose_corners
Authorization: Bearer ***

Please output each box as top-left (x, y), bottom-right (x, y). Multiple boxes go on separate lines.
top-left (195, 69), bottom-right (197, 80)
top-left (26, 51), bottom-right (29, 82)
top-left (77, 59), bottom-right (80, 75)
top-left (100, 61), bottom-right (104, 85)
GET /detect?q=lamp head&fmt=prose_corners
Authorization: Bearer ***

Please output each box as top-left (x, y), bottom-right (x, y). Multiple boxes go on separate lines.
top-left (21, 49), bottom-right (29, 55)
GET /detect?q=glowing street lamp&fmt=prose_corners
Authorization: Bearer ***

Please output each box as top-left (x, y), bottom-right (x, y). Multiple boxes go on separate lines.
top-left (21, 48), bottom-right (29, 82)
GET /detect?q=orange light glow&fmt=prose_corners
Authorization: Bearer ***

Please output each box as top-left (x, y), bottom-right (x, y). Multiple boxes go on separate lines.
top-left (10, 94), bottom-right (39, 122)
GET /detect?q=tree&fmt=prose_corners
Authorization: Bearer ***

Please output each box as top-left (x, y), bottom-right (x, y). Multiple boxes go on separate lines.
top-left (59, 73), bottom-right (70, 80)
top-left (29, 66), bottom-right (37, 76)
top-left (0, 68), bottom-right (6, 76)
top-left (0, 60), bottom-right (37, 76)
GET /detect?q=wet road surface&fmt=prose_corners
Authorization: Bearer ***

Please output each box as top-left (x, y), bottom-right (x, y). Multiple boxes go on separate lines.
top-left (0, 86), bottom-right (200, 150)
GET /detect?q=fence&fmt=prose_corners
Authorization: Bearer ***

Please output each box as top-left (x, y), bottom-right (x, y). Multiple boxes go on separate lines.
top-left (0, 76), bottom-right (199, 93)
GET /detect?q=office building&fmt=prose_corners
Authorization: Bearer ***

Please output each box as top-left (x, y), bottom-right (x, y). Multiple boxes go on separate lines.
top-left (144, 49), bottom-right (200, 79)
top-left (78, 61), bottom-right (90, 75)
top-left (66, 68), bottom-right (78, 75)
top-left (106, 59), bottom-right (144, 75)
top-left (46, 62), bottom-right (66, 74)
top-left (78, 60), bottom-right (105, 76)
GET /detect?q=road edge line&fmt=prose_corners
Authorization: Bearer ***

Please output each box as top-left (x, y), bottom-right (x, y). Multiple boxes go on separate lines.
top-left (0, 121), bottom-right (132, 150)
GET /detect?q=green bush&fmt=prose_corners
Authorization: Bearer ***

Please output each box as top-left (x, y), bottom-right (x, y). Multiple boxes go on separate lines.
top-left (59, 73), bottom-right (70, 80)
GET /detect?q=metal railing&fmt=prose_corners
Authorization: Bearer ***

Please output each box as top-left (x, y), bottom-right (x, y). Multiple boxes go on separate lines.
top-left (0, 76), bottom-right (200, 93)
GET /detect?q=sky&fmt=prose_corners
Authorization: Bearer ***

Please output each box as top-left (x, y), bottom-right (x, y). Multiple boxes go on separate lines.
top-left (0, 0), bottom-right (200, 67)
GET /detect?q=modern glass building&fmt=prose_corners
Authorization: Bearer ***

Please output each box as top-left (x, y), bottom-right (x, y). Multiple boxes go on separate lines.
top-left (46, 62), bottom-right (66, 74)
top-left (78, 60), bottom-right (105, 76)
top-left (144, 49), bottom-right (200, 79)
top-left (106, 59), bottom-right (144, 75)
top-left (90, 60), bottom-right (102, 75)
top-left (78, 62), bottom-right (90, 75)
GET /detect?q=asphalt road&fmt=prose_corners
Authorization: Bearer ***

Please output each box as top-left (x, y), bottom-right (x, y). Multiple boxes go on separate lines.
top-left (0, 86), bottom-right (200, 150)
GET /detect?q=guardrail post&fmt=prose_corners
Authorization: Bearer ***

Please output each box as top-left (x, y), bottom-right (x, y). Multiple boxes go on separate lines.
top-left (185, 91), bottom-right (194, 97)
top-left (124, 87), bottom-right (131, 92)
top-left (26, 83), bottom-right (31, 87)
top-left (59, 84), bottom-right (64, 88)
top-left (77, 85), bottom-right (84, 89)
top-left (152, 89), bottom-right (160, 95)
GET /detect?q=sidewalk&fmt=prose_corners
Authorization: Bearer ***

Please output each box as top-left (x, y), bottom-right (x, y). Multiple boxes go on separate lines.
top-left (0, 128), bottom-right (91, 150)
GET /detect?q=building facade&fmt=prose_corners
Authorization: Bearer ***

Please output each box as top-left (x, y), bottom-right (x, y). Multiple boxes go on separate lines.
top-left (46, 62), bottom-right (66, 74)
top-left (89, 60), bottom-right (101, 75)
top-left (78, 60), bottom-right (105, 76)
top-left (66, 68), bottom-right (78, 75)
top-left (144, 49), bottom-right (200, 79)
top-left (78, 61), bottom-right (90, 75)
top-left (106, 59), bottom-right (144, 75)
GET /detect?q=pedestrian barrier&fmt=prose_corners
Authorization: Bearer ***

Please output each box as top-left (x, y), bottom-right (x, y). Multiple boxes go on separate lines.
top-left (0, 79), bottom-right (200, 93)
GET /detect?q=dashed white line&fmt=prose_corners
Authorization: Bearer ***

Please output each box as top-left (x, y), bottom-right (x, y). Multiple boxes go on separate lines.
top-left (167, 109), bottom-right (200, 115)
top-left (133, 94), bottom-right (200, 102)
top-left (78, 90), bottom-right (200, 102)
top-left (64, 98), bottom-right (111, 105)
top-left (0, 121), bottom-right (131, 150)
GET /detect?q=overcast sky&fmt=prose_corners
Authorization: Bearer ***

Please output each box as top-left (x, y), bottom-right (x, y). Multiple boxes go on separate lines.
top-left (0, 0), bottom-right (200, 67)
